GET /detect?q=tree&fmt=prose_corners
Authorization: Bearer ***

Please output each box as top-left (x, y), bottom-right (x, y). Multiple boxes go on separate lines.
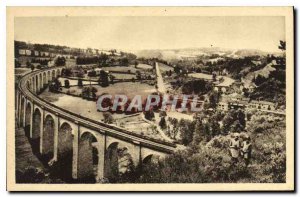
top-left (208, 91), bottom-right (219, 108)
top-left (253, 74), bottom-right (267, 86)
top-left (159, 111), bottom-right (167, 117)
top-left (26, 61), bottom-right (31, 68)
top-left (222, 109), bottom-right (246, 133)
top-left (192, 120), bottom-right (203, 146)
top-left (77, 79), bottom-right (83, 87)
top-left (134, 61), bottom-right (138, 68)
top-left (136, 70), bottom-right (142, 81)
top-left (87, 70), bottom-right (96, 77)
top-left (98, 53), bottom-right (108, 66)
top-left (81, 86), bottom-right (90, 99)
top-left (62, 68), bottom-right (72, 77)
top-left (99, 70), bottom-right (109, 87)
top-left (81, 86), bottom-right (97, 100)
top-left (55, 57), bottom-right (66, 66)
top-left (181, 79), bottom-right (212, 95)
top-left (49, 78), bottom-right (61, 93)
top-left (179, 119), bottom-right (195, 146)
top-left (167, 118), bottom-right (179, 139)
top-left (210, 120), bottom-right (221, 137)
top-left (144, 109), bottom-right (155, 121)
top-left (64, 80), bottom-right (70, 88)
top-left (120, 58), bottom-right (129, 67)
top-left (278, 40), bottom-right (286, 51)
top-left (174, 65), bottom-right (181, 74)
top-left (109, 74), bottom-right (115, 84)
top-left (159, 117), bottom-right (167, 130)
top-left (31, 64), bottom-right (35, 72)
top-left (212, 72), bottom-right (217, 81)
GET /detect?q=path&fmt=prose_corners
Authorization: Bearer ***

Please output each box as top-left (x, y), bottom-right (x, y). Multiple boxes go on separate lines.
top-left (155, 62), bottom-right (167, 94)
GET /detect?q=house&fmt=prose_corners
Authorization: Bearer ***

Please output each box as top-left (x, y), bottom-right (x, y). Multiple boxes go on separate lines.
top-left (25, 49), bottom-right (32, 56)
top-left (18, 49), bottom-right (26, 55)
top-left (95, 68), bottom-right (103, 75)
top-left (217, 101), bottom-right (229, 111)
top-left (214, 85), bottom-right (230, 93)
top-left (228, 99), bottom-right (249, 110)
top-left (34, 51), bottom-right (40, 56)
top-left (40, 52), bottom-right (50, 57)
top-left (249, 100), bottom-right (276, 111)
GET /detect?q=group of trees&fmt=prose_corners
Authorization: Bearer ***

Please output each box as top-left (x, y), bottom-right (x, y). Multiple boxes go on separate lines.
top-left (161, 109), bottom-right (245, 146)
top-left (55, 57), bottom-right (66, 66)
top-left (144, 109), bottom-right (155, 121)
top-left (181, 79), bottom-right (213, 95)
top-left (49, 79), bottom-right (62, 92)
top-left (76, 54), bottom-right (109, 65)
top-left (81, 86), bottom-right (98, 100)
top-left (135, 110), bottom-right (286, 183)
top-left (76, 53), bottom-right (134, 67)
top-left (98, 70), bottom-right (110, 87)
top-left (250, 41), bottom-right (286, 106)
top-left (14, 40), bottom-right (82, 57)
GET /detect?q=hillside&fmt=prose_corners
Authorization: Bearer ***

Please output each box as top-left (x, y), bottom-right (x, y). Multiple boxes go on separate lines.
top-left (242, 61), bottom-right (277, 88)
top-left (134, 48), bottom-right (281, 60)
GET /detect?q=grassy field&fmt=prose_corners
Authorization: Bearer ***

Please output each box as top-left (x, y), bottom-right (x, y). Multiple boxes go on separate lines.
top-left (15, 68), bottom-right (31, 75)
top-left (39, 88), bottom-right (162, 140)
top-left (188, 72), bottom-right (214, 80)
top-left (101, 66), bottom-right (138, 73)
top-left (157, 62), bottom-right (173, 72)
top-left (110, 73), bottom-right (136, 80)
top-left (134, 63), bottom-right (153, 70)
top-left (60, 81), bottom-right (157, 100)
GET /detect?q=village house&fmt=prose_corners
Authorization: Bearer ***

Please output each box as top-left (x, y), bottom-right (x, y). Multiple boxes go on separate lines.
top-left (25, 50), bottom-right (32, 56)
top-left (18, 49), bottom-right (26, 56)
top-left (214, 85), bottom-right (230, 93)
top-left (248, 100), bottom-right (276, 111)
top-left (40, 51), bottom-right (50, 57)
top-left (218, 96), bottom-right (276, 112)
top-left (18, 49), bottom-right (32, 56)
top-left (34, 51), bottom-right (39, 56)
top-left (217, 101), bottom-right (229, 111)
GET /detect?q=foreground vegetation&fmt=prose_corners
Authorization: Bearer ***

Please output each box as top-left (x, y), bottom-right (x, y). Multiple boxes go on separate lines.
top-left (136, 111), bottom-right (286, 183)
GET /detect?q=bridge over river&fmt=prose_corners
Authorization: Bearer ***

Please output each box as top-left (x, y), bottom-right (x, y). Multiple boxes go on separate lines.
top-left (16, 66), bottom-right (176, 182)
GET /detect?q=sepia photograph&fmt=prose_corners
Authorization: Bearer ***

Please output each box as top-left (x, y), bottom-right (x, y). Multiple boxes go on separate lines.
top-left (6, 6), bottom-right (294, 191)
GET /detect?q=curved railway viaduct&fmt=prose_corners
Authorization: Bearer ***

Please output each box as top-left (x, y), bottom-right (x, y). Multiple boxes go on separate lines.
top-left (16, 66), bottom-right (176, 182)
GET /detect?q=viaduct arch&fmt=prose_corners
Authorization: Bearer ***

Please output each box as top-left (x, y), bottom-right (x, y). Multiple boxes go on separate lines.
top-left (16, 66), bottom-right (176, 182)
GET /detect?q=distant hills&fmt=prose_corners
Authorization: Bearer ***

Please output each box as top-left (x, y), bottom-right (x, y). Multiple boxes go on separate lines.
top-left (133, 47), bottom-right (284, 60)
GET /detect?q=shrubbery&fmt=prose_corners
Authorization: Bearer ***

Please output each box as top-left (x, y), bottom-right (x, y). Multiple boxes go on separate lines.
top-left (136, 110), bottom-right (286, 183)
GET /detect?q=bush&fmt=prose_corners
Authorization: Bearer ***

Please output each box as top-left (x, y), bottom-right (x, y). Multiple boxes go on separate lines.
top-left (16, 167), bottom-right (45, 183)
top-left (103, 112), bottom-right (114, 124)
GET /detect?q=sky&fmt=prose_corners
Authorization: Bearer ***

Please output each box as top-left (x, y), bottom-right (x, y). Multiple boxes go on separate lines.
top-left (15, 16), bottom-right (285, 53)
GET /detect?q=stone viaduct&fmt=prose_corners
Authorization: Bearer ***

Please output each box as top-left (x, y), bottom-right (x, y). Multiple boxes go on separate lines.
top-left (16, 66), bottom-right (176, 182)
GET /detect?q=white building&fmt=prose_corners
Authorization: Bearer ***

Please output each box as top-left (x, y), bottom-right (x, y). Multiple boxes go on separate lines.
top-left (18, 49), bottom-right (26, 55)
